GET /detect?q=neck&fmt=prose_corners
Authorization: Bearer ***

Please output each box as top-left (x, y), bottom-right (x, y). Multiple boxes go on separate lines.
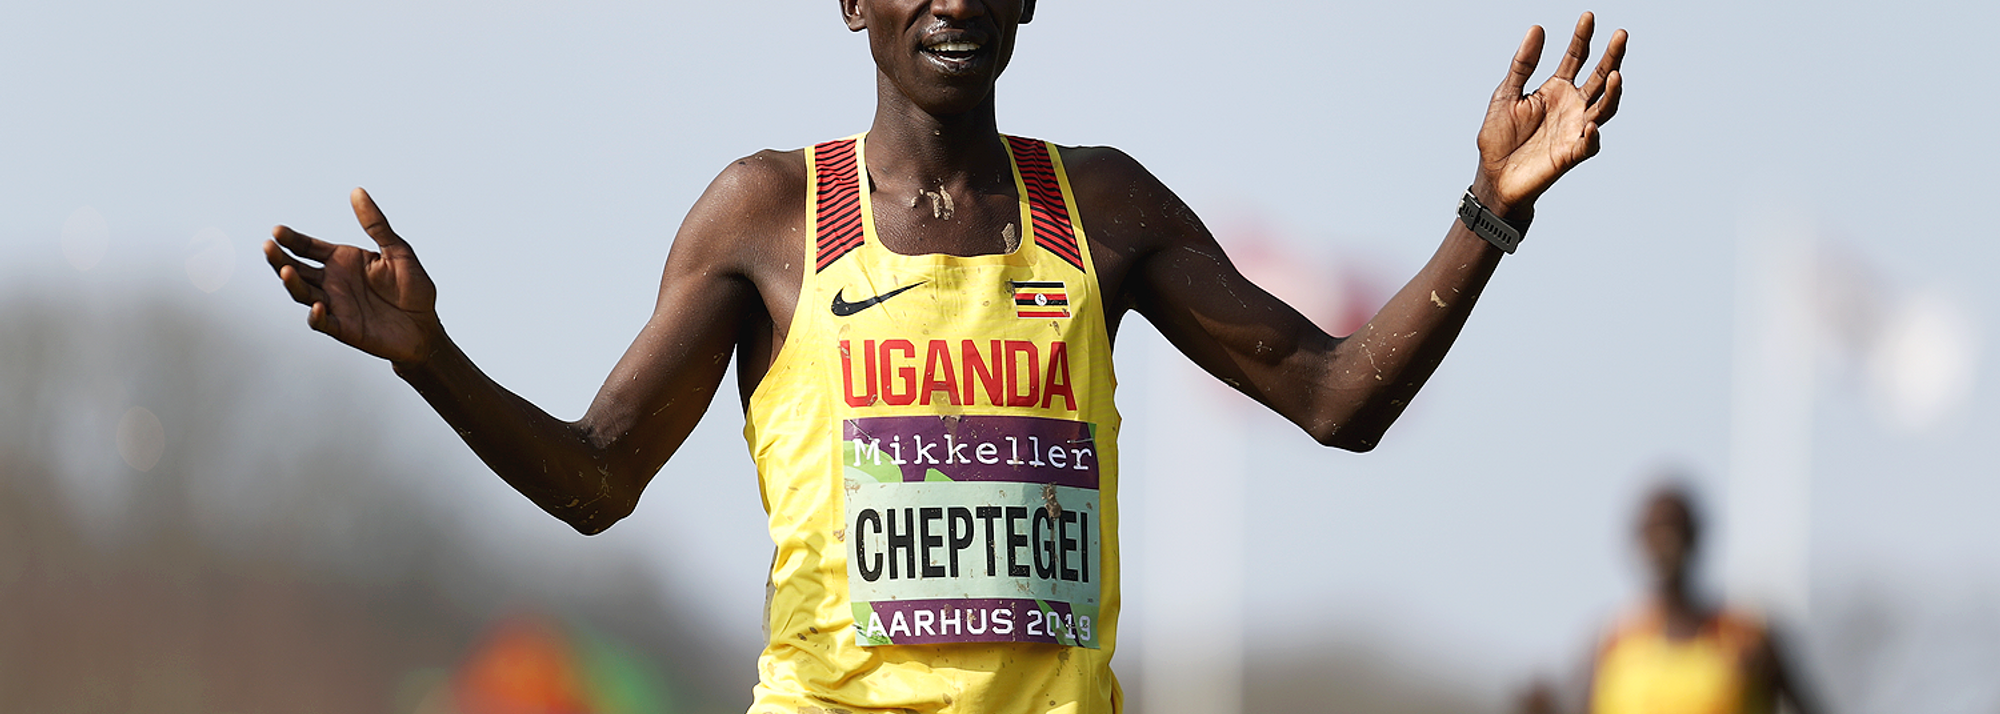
top-left (1653, 576), bottom-right (1701, 619)
top-left (865, 75), bottom-right (1011, 192)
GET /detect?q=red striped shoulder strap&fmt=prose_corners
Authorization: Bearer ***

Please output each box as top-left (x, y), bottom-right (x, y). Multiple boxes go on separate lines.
top-left (811, 138), bottom-right (864, 272)
top-left (1005, 135), bottom-right (1087, 272)
top-left (809, 135), bottom-right (1087, 273)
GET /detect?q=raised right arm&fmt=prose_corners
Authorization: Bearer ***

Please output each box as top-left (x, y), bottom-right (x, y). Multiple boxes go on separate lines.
top-left (264, 156), bottom-right (803, 534)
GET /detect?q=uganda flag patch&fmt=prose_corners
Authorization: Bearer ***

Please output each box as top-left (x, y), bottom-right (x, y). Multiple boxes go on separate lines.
top-left (1012, 280), bottom-right (1070, 319)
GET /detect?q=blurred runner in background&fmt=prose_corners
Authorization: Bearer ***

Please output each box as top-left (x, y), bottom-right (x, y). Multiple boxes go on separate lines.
top-left (1523, 483), bottom-right (1826, 714)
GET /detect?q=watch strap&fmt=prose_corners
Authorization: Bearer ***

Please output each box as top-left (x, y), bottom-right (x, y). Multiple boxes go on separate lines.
top-left (1457, 190), bottom-right (1526, 254)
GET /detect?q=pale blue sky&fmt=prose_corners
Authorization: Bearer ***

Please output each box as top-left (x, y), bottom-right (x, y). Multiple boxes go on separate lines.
top-left (4, 1), bottom-right (1997, 709)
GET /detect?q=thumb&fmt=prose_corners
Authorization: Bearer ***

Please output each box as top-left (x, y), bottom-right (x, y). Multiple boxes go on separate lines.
top-left (350, 187), bottom-right (412, 253)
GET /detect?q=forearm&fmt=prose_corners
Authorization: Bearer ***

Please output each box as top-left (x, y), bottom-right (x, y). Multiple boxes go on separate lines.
top-left (1305, 209), bottom-right (1506, 450)
top-left (393, 335), bottom-right (640, 534)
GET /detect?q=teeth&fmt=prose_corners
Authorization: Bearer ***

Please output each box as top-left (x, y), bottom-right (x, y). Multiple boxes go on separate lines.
top-left (928, 41), bottom-right (981, 52)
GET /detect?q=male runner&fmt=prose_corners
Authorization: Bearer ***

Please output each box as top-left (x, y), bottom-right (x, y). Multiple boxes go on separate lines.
top-left (1586, 485), bottom-right (1823, 714)
top-left (264, 1), bottom-right (1626, 712)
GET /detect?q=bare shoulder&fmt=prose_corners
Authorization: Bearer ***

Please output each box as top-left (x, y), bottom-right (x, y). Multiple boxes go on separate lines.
top-left (1053, 143), bottom-right (1211, 262)
top-left (669, 148), bottom-right (809, 274)
top-left (697, 148), bottom-right (808, 231)
top-left (1057, 144), bottom-right (1175, 230)
top-left (1052, 144), bottom-right (1162, 208)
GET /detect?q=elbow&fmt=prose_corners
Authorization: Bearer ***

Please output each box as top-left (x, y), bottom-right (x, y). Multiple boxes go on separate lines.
top-left (572, 520), bottom-right (616, 536)
top-left (1315, 429), bottom-right (1381, 453)
top-left (1306, 418), bottom-right (1385, 453)
top-left (562, 501), bottom-right (633, 536)
top-left (1306, 394), bottom-right (1410, 452)
top-left (552, 449), bottom-right (646, 535)
top-left (550, 474), bottom-right (640, 535)
top-left (1328, 435), bottom-right (1380, 453)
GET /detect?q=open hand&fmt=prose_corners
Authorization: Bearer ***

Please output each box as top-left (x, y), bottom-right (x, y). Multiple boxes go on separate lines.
top-left (264, 188), bottom-right (441, 365)
top-left (1475, 12), bottom-right (1627, 218)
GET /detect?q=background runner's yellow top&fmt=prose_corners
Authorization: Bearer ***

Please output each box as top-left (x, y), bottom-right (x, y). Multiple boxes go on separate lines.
top-left (743, 134), bottom-right (1124, 714)
top-left (1591, 607), bottom-right (1771, 714)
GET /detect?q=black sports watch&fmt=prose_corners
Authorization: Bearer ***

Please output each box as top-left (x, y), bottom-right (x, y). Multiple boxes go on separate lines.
top-left (1457, 189), bottom-right (1528, 254)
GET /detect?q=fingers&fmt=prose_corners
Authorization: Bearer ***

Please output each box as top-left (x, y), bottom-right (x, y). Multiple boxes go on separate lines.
top-left (265, 229), bottom-right (335, 331)
top-left (1579, 27), bottom-right (1627, 103)
top-left (1551, 12), bottom-right (1595, 82)
top-left (349, 187), bottom-right (411, 253)
top-left (264, 237), bottom-right (329, 305)
top-left (278, 264), bottom-right (328, 307)
top-left (1588, 70), bottom-right (1624, 125)
top-left (1499, 25), bottom-right (1546, 99)
top-left (271, 224), bottom-right (338, 263)
top-left (307, 302), bottom-right (338, 337)
top-left (263, 237), bottom-right (322, 281)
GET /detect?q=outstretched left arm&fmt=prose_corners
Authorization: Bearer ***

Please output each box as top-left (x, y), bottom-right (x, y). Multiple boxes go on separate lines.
top-left (1115, 13), bottom-right (1626, 451)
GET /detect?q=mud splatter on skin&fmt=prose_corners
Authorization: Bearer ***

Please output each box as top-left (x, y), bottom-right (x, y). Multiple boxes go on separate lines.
top-left (1430, 290), bottom-right (1449, 308)
top-left (1001, 223), bottom-right (1019, 252)
top-left (919, 187), bottom-right (956, 219)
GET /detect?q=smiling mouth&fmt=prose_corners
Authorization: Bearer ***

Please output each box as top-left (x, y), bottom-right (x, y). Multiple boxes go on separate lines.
top-left (923, 39), bottom-right (984, 64)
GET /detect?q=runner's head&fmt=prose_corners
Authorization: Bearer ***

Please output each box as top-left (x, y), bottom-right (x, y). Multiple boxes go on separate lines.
top-left (840, 0), bottom-right (1033, 115)
top-left (1637, 480), bottom-right (1701, 596)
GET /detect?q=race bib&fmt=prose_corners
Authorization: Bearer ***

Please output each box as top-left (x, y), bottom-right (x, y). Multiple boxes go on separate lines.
top-left (842, 414), bottom-right (1101, 648)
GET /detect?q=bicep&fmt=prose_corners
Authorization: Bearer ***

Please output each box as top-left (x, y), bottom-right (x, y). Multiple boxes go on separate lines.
top-left (576, 156), bottom-right (799, 473)
top-left (585, 256), bottom-right (752, 463)
top-left (1127, 192), bottom-right (1339, 414)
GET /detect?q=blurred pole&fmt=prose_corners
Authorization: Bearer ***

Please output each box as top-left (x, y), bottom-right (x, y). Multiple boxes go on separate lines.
top-left (1727, 210), bottom-right (1815, 620)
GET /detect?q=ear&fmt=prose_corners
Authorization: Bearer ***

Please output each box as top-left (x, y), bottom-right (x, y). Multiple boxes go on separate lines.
top-left (840, 0), bottom-right (865, 31)
top-left (1020, 0), bottom-right (1036, 23)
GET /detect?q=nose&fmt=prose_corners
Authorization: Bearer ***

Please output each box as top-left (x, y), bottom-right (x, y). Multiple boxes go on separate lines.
top-left (929, 0), bottom-right (985, 20)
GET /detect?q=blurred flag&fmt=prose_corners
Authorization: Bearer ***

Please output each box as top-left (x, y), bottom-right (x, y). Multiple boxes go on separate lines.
top-left (1811, 241), bottom-right (1980, 434)
top-left (1224, 215), bottom-right (1387, 340)
top-left (1729, 211), bottom-right (1981, 621)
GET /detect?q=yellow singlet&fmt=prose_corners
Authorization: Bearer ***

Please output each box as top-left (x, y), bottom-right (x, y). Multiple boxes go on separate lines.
top-left (743, 133), bottom-right (1123, 714)
top-left (1591, 607), bottom-right (1771, 714)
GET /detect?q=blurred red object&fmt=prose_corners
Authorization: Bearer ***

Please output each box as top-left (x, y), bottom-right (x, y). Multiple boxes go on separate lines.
top-left (454, 614), bottom-right (592, 714)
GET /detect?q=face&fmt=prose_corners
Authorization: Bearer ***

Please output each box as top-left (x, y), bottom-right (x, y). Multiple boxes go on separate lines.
top-left (1638, 491), bottom-right (1696, 592)
top-left (842, 0), bottom-right (1031, 116)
